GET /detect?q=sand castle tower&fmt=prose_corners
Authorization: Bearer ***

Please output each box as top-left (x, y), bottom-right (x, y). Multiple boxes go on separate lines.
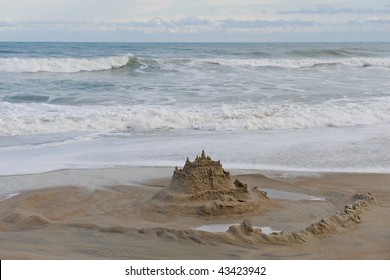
top-left (151, 151), bottom-right (268, 215)
top-left (167, 150), bottom-right (248, 199)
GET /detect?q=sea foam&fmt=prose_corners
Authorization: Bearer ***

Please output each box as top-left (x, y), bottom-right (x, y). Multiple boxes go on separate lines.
top-left (1, 100), bottom-right (390, 136)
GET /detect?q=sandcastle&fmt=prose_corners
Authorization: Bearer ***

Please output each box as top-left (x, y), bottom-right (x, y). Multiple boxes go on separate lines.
top-left (151, 151), bottom-right (269, 215)
top-left (167, 150), bottom-right (248, 199)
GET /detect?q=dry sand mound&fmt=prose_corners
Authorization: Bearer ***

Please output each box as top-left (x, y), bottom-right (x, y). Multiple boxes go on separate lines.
top-left (150, 151), bottom-right (269, 215)
top-left (0, 210), bottom-right (50, 231)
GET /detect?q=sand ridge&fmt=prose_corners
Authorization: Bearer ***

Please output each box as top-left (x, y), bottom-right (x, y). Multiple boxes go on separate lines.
top-left (0, 188), bottom-right (376, 245)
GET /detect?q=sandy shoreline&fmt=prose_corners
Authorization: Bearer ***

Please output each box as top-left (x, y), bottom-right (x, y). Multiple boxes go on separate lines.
top-left (0, 167), bottom-right (389, 259)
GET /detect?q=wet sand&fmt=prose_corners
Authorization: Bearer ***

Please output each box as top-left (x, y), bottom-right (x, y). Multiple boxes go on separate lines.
top-left (0, 168), bottom-right (389, 259)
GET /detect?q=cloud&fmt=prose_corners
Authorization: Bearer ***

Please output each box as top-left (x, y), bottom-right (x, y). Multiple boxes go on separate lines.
top-left (130, 17), bottom-right (211, 28)
top-left (0, 14), bottom-right (389, 42)
top-left (348, 17), bottom-right (390, 26)
top-left (120, 17), bottom-right (315, 32)
top-left (117, 18), bottom-right (315, 34)
top-left (175, 17), bottom-right (211, 26)
top-left (0, 17), bottom-right (316, 34)
top-left (104, 17), bottom-right (215, 34)
top-left (0, 0), bottom-right (178, 21)
top-left (219, 19), bottom-right (315, 29)
top-left (279, 5), bottom-right (390, 14)
top-left (0, 20), bottom-right (21, 31)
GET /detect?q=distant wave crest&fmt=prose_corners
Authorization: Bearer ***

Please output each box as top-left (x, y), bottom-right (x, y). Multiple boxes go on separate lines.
top-left (2, 55), bottom-right (390, 73)
top-left (0, 54), bottom-right (134, 73)
top-left (199, 57), bottom-right (390, 68)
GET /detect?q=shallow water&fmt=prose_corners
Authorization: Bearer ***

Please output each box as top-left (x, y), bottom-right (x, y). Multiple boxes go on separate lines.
top-left (262, 188), bottom-right (325, 201)
top-left (0, 193), bottom-right (20, 202)
top-left (195, 224), bottom-right (279, 234)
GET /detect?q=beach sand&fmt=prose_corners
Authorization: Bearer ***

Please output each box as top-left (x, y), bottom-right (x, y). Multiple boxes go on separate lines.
top-left (0, 167), bottom-right (389, 259)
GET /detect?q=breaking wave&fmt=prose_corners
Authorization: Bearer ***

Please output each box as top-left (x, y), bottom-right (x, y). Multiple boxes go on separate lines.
top-left (1, 100), bottom-right (390, 136)
top-left (199, 57), bottom-right (390, 68)
top-left (0, 54), bottom-right (136, 73)
top-left (286, 49), bottom-right (372, 58)
top-left (3, 55), bottom-right (390, 73)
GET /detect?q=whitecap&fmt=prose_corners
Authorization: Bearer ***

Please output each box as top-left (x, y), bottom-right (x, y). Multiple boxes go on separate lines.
top-left (0, 54), bottom-right (134, 73)
top-left (1, 99), bottom-right (390, 136)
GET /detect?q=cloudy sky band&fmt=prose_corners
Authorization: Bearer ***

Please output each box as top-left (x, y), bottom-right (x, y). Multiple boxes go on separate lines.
top-left (0, 0), bottom-right (389, 41)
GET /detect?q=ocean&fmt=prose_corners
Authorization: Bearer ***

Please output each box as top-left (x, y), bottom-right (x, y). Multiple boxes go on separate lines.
top-left (1, 42), bottom-right (390, 175)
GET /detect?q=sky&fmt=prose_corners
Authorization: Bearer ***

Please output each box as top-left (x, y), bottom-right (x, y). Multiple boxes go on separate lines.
top-left (0, 0), bottom-right (389, 42)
